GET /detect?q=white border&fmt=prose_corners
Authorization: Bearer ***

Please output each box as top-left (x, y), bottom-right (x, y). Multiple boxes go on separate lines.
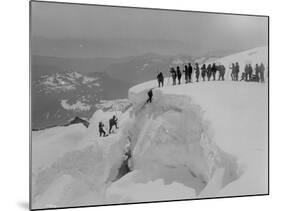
top-left (1, 0), bottom-right (279, 211)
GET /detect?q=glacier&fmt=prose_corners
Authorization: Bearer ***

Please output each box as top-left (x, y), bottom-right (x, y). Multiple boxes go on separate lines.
top-left (31, 46), bottom-right (268, 209)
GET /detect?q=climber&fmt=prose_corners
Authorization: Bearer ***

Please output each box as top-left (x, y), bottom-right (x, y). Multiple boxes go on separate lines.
top-left (235, 62), bottom-right (240, 81)
top-left (157, 71), bottom-right (164, 87)
top-left (109, 115), bottom-right (119, 134)
top-left (146, 89), bottom-right (153, 104)
top-left (195, 63), bottom-right (200, 82)
top-left (255, 64), bottom-right (260, 82)
top-left (170, 67), bottom-right (177, 86)
top-left (176, 66), bottom-right (182, 84)
top-left (218, 65), bottom-right (225, 81)
top-left (98, 121), bottom-right (106, 137)
top-left (260, 62), bottom-right (265, 82)
top-left (211, 63), bottom-right (217, 81)
top-left (183, 65), bottom-right (188, 83)
top-left (207, 64), bottom-right (212, 81)
top-left (201, 64), bottom-right (207, 81)
top-left (188, 63), bottom-right (193, 83)
top-left (230, 63), bottom-right (235, 81)
top-left (248, 64), bottom-right (253, 81)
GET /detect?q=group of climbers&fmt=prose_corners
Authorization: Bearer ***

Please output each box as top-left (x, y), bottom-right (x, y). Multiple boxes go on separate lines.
top-left (98, 115), bottom-right (119, 137)
top-left (157, 62), bottom-right (227, 87)
top-left (156, 61), bottom-right (266, 86)
top-left (169, 63), bottom-right (193, 85)
top-left (151, 61), bottom-right (266, 105)
top-left (240, 63), bottom-right (266, 82)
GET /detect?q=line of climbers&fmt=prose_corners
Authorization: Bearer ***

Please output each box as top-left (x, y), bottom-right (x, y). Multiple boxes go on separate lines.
top-left (98, 115), bottom-right (118, 137)
top-left (156, 62), bottom-right (266, 87)
top-left (99, 62), bottom-right (266, 137)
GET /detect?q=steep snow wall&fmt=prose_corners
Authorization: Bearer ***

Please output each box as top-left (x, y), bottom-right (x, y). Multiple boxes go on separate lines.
top-left (105, 84), bottom-right (244, 202)
top-left (124, 80), bottom-right (268, 200)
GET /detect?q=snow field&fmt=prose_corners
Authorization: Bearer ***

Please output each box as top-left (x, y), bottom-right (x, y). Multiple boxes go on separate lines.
top-left (31, 46), bottom-right (268, 208)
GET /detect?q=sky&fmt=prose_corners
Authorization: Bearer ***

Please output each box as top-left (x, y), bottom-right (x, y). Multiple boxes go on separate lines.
top-left (31, 1), bottom-right (268, 58)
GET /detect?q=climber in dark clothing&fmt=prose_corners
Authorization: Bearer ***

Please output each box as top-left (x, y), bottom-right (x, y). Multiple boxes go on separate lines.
top-left (157, 72), bottom-right (164, 87)
top-left (218, 65), bottom-right (225, 81)
top-left (176, 66), bottom-right (182, 84)
top-left (235, 62), bottom-right (240, 81)
top-left (183, 65), bottom-right (189, 83)
top-left (230, 63), bottom-right (235, 81)
top-left (195, 63), bottom-right (200, 82)
top-left (255, 64), bottom-right (260, 82)
top-left (260, 63), bottom-right (265, 82)
top-left (211, 63), bottom-right (217, 81)
top-left (248, 64), bottom-right (253, 81)
top-left (170, 67), bottom-right (177, 86)
top-left (146, 89), bottom-right (153, 104)
top-left (188, 63), bottom-right (193, 83)
top-left (201, 64), bottom-right (206, 81)
top-left (207, 64), bottom-right (212, 81)
top-left (99, 121), bottom-right (106, 137)
top-left (244, 64), bottom-right (249, 81)
top-left (109, 115), bottom-right (118, 134)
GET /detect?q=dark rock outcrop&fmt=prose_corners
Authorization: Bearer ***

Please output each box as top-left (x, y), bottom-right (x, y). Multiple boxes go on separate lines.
top-left (64, 116), bottom-right (90, 128)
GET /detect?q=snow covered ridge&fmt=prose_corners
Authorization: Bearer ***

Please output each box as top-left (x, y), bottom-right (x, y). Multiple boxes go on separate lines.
top-left (213, 46), bottom-right (268, 66)
top-left (31, 47), bottom-right (268, 209)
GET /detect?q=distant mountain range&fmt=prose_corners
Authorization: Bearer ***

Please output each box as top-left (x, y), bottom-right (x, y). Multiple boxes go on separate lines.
top-left (32, 53), bottom-right (195, 85)
top-left (31, 70), bottom-right (130, 129)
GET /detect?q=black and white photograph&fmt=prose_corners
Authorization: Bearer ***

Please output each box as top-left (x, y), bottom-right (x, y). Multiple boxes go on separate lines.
top-left (30, 1), bottom-right (269, 210)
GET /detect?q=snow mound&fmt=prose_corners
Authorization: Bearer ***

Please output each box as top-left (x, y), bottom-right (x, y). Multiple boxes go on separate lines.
top-left (32, 106), bottom-right (132, 209)
top-left (110, 85), bottom-right (242, 202)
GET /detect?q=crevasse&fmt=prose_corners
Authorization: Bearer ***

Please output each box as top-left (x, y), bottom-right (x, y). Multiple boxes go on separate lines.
top-left (113, 88), bottom-right (241, 197)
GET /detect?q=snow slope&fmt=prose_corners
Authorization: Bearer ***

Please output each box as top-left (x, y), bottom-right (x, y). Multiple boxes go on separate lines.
top-left (31, 47), bottom-right (268, 209)
top-left (125, 81), bottom-right (268, 201)
top-left (207, 46), bottom-right (268, 80)
top-left (31, 106), bottom-right (133, 209)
